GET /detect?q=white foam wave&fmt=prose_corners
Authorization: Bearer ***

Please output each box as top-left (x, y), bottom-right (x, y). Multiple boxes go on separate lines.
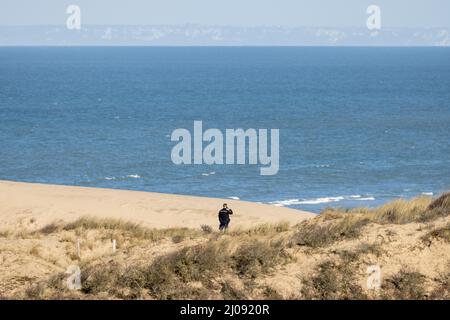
top-left (105, 174), bottom-right (141, 180)
top-left (422, 192), bottom-right (433, 196)
top-left (269, 195), bottom-right (376, 207)
top-left (228, 196), bottom-right (240, 200)
top-left (127, 174), bottom-right (141, 179)
top-left (355, 197), bottom-right (376, 201)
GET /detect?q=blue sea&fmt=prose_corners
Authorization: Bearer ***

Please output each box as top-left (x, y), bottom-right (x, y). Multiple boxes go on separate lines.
top-left (1, 47), bottom-right (450, 213)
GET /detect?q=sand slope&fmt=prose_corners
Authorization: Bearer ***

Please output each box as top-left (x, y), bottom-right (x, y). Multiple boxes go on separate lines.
top-left (0, 180), bottom-right (314, 230)
top-left (1, 184), bottom-right (449, 299)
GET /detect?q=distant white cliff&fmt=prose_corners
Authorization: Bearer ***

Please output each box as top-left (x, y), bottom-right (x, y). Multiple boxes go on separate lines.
top-left (1, 25), bottom-right (449, 46)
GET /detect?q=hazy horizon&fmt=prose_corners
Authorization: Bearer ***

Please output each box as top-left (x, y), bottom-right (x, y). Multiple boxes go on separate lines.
top-left (1, 0), bottom-right (450, 28)
top-left (2, 1), bottom-right (450, 46)
top-left (2, 25), bottom-right (450, 46)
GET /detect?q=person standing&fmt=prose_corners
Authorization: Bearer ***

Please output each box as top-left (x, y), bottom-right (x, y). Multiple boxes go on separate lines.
top-left (218, 203), bottom-right (233, 231)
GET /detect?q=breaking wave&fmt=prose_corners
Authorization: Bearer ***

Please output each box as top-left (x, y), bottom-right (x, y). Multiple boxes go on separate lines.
top-left (269, 194), bottom-right (375, 207)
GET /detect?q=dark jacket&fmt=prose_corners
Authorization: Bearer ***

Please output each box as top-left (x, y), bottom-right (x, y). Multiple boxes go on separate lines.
top-left (218, 208), bottom-right (233, 222)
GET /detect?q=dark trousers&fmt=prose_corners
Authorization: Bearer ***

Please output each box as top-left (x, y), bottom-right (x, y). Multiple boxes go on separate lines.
top-left (219, 219), bottom-right (230, 231)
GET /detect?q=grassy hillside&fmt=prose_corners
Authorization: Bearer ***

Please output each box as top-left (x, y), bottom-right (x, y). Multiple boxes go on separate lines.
top-left (1, 193), bottom-right (450, 300)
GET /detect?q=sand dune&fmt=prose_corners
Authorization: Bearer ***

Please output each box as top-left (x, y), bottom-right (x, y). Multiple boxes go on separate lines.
top-left (0, 180), bottom-right (314, 230)
top-left (1, 183), bottom-right (449, 299)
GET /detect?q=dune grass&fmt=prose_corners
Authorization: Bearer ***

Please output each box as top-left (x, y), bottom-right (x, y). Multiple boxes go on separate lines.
top-left (293, 216), bottom-right (371, 248)
top-left (293, 193), bottom-right (450, 248)
top-left (26, 235), bottom-right (291, 300)
top-left (232, 240), bottom-right (290, 278)
top-left (6, 191), bottom-right (450, 300)
top-left (228, 222), bottom-right (290, 237)
top-left (429, 272), bottom-right (450, 300)
top-left (338, 242), bottom-right (384, 262)
top-left (371, 192), bottom-right (450, 223)
top-left (36, 216), bottom-right (201, 241)
top-left (382, 269), bottom-right (427, 300)
top-left (300, 260), bottom-right (367, 300)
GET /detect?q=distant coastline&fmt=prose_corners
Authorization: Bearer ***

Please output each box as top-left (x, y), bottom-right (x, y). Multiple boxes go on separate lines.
top-left (1, 25), bottom-right (450, 46)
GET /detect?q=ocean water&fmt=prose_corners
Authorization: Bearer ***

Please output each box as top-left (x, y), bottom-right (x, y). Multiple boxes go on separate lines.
top-left (1, 47), bottom-right (450, 213)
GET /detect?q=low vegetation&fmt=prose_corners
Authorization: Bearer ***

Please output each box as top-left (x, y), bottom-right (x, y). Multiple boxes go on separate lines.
top-left (293, 216), bottom-right (370, 248)
top-left (381, 269), bottom-right (427, 300)
top-left (2, 192), bottom-right (450, 300)
top-left (301, 260), bottom-right (367, 299)
top-left (293, 193), bottom-right (450, 249)
top-left (232, 240), bottom-right (289, 278)
top-left (52, 217), bottom-right (200, 241)
top-left (338, 242), bottom-right (384, 261)
top-left (23, 237), bottom-right (290, 300)
top-left (422, 223), bottom-right (450, 244)
top-left (429, 273), bottom-right (450, 300)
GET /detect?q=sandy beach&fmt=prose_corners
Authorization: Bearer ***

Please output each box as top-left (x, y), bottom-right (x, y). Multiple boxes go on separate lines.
top-left (0, 180), bottom-right (314, 231)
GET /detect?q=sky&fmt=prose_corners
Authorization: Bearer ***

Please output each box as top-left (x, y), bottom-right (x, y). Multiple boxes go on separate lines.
top-left (0, 0), bottom-right (449, 28)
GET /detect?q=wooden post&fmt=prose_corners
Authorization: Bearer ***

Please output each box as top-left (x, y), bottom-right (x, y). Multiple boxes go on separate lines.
top-left (76, 238), bottom-right (81, 258)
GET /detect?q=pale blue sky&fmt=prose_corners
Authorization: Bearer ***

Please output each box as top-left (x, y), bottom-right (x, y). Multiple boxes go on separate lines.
top-left (1, 0), bottom-right (449, 28)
